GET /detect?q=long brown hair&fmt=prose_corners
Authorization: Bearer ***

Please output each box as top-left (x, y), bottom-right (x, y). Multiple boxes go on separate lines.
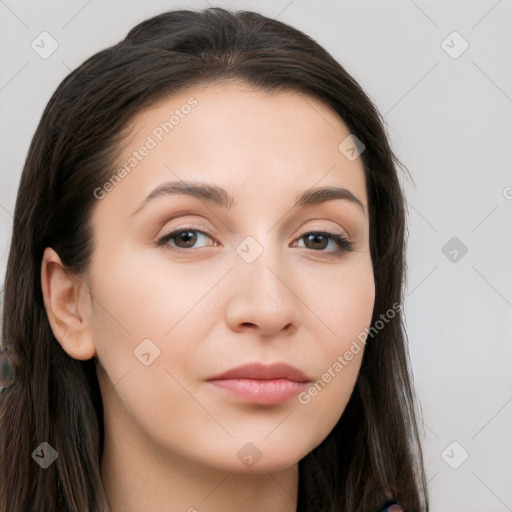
top-left (0, 7), bottom-right (429, 511)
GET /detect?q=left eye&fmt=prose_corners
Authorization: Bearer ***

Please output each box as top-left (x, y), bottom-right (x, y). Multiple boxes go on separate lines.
top-left (156, 228), bottom-right (354, 254)
top-left (294, 231), bottom-right (353, 253)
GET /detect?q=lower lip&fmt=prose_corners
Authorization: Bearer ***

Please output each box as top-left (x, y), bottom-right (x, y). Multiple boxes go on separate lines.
top-left (207, 378), bottom-right (309, 405)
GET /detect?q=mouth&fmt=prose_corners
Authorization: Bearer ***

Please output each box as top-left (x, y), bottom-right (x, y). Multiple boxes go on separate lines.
top-left (206, 362), bottom-right (313, 405)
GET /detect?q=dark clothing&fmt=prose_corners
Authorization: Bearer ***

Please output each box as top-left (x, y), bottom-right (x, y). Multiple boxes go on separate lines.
top-left (379, 502), bottom-right (405, 511)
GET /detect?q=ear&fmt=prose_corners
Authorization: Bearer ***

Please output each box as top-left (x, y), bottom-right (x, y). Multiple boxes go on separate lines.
top-left (41, 247), bottom-right (96, 361)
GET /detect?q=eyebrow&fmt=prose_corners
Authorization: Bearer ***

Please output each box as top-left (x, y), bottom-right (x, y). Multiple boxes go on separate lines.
top-left (131, 180), bottom-right (367, 217)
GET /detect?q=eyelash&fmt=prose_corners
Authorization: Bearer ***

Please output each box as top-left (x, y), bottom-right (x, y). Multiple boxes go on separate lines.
top-left (156, 227), bottom-right (354, 255)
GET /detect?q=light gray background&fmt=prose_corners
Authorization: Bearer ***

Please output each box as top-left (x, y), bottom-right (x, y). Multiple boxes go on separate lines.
top-left (1, 1), bottom-right (511, 510)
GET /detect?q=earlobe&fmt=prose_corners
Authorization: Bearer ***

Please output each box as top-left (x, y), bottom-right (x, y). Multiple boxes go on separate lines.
top-left (40, 247), bottom-right (96, 361)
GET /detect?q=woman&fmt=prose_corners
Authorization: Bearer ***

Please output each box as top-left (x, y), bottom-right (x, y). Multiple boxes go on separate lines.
top-left (0, 7), bottom-right (429, 512)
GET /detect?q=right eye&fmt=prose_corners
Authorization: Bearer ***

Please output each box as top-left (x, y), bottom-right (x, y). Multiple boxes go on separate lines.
top-left (156, 228), bottom-right (218, 253)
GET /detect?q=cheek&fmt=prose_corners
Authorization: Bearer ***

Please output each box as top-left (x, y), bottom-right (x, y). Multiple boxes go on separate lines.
top-left (87, 249), bottom-right (224, 418)
top-left (89, 247), bottom-right (220, 342)
top-left (295, 258), bottom-right (374, 433)
top-left (307, 255), bottom-right (375, 352)
top-left (87, 251), bottom-right (209, 438)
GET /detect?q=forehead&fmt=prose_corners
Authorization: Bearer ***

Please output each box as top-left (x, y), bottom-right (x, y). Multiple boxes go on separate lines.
top-left (100, 81), bottom-right (368, 217)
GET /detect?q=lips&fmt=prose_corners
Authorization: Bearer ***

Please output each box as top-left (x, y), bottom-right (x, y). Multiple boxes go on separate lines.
top-left (206, 362), bottom-right (313, 405)
top-left (207, 362), bottom-right (312, 382)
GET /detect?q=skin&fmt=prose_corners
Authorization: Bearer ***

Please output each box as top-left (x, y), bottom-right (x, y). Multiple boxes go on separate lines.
top-left (41, 81), bottom-right (375, 512)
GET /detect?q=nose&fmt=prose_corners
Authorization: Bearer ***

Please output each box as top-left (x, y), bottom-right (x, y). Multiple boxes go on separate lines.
top-left (224, 239), bottom-right (301, 337)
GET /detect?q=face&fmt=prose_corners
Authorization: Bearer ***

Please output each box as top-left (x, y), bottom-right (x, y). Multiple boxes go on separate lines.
top-left (82, 82), bottom-right (375, 473)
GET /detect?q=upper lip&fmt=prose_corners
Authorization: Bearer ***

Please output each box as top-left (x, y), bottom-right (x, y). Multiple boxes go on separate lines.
top-left (207, 362), bottom-right (312, 383)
